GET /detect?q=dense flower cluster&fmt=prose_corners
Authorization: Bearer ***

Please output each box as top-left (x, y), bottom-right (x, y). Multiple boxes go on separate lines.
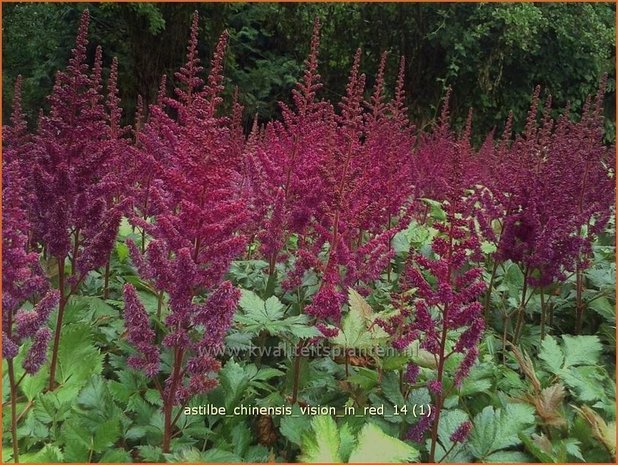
top-left (247, 21), bottom-right (415, 328)
top-left (121, 12), bottom-right (247, 452)
top-left (2, 78), bottom-right (59, 372)
top-left (476, 81), bottom-right (615, 287)
top-left (382, 201), bottom-right (486, 452)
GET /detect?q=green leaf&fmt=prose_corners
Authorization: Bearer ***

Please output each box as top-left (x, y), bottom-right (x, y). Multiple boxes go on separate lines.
top-left (539, 336), bottom-right (564, 374)
top-left (562, 335), bottom-right (602, 367)
top-left (330, 288), bottom-right (389, 350)
top-left (338, 423), bottom-right (357, 463)
top-left (93, 418), bottom-right (121, 452)
top-left (219, 360), bottom-right (249, 410)
top-left (166, 447), bottom-right (241, 463)
top-left (20, 367), bottom-right (48, 402)
top-left (348, 422), bottom-right (419, 463)
top-left (481, 241), bottom-right (498, 254)
top-left (231, 423), bottom-right (251, 457)
top-left (421, 198), bottom-right (446, 221)
top-left (430, 409), bottom-right (471, 462)
top-left (99, 449), bottom-right (132, 463)
top-left (25, 444), bottom-right (64, 463)
top-left (236, 290), bottom-right (318, 338)
top-left (201, 449), bottom-right (243, 462)
top-left (468, 404), bottom-right (535, 460)
top-left (60, 419), bottom-right (91, 462)
top-left (280, 404), bottom-right (308, 446)
top-left (589, 296), bottom-right (616, 323)
top-left (485, 450), bottom-right (531, 462)
top-left (299, 415), bottom-right (341, 463)
top-left (136, 445), bottom-right (163, 462)
top-left (56, 324), bottom-right (103, 394)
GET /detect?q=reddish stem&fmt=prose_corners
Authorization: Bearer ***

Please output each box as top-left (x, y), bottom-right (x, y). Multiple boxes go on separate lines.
top-left (162, 347), bottom-right (184, 453)
top-left (48, 257), bottom-right (66, 391)
top-left (429, 206), bottom-right (455, 463)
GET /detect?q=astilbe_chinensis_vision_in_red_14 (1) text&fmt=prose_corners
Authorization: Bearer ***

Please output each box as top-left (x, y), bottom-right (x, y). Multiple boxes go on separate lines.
top-left (123, 12), bottom-right (248, 453)
top-left (26, 10), bottom-right (131, 390)
top-left (2, 76), bottom-right (60, 463)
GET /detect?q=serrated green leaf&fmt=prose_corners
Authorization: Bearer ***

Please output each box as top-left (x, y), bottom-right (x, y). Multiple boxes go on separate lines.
top-left (539, 336), bottom-right (564, 374)
top-left (381, 372), bottom-right (405, 406)
top-left (56, 324), bottom-right (103, 393)
top-left (99, 449), bottom-right (132, 462)
top-left (136, 445), bottom-right (163, 462)
top-left (330, 289), bottom-right (389, 349)
top-left (349, 422), bottom-right (419, 463)
top-left (562, 335), bottom-right (602, 367)
top-left (219, 360), bottom-right (249, 410)
top-left (338, 422), bottom-right (357, 463)
top-left (589, 296), bottom-right (616, 323)
top-left (144, 388), bottom-right (162, 406)
top-left (280, 404), bottom-right (308, 446)
top-left (93, 418), bottom-right (120, 452)
top-left (468, 404), bottom-right (535, 460)
top-left (299, 415), bottom-right (341, 463)
top-left (231, 422), bottom-right (251, 457)
top-left (60, 420), bottom-right (91, 462)
top-left (430, 409), bottom-right (471, 463)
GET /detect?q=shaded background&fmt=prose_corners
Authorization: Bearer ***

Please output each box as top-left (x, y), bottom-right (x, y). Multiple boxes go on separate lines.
top-left (2, 2), bottom-right (616, 140)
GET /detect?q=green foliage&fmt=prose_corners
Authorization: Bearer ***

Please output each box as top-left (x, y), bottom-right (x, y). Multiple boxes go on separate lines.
top-left (2, 3), bottom-right (614, 138)
top-left (299, 416), bottom-right (419, 463)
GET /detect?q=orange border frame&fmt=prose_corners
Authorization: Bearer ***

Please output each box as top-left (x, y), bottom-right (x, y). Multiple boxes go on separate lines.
top-left (0, 1), bottom-right (616, 465)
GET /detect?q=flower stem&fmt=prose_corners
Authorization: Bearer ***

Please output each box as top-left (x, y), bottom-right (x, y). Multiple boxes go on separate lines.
top-left (575, 260), bottom-right (585, 334)
top-left (103, 254), bottom-right (111, 300)
top-left (7, 315), bottom-right (20, 463)
top-left (429, 207), bottom-right (455, 463)
top-left (162, 347), bottom-right (184, 453)
top-left (48, 257), bottom-right (66, 391)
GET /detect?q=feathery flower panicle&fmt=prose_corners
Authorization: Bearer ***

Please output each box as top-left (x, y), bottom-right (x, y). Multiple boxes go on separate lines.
top-left (384, 197), bottom-right (485, 457)
top-left (487, 81), bottom-right (615, 287)
top-left (255, 41), bottom-right (415, 329)
top-left (124, 12), bottom-right (246, 452)
top-left (25, 10), bottom-right (133, 389)
top-left (2, 80), bottom-right (58, 373)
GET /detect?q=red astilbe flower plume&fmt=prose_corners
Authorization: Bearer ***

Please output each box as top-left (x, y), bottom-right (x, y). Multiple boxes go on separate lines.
top-left (412, 90), bottom-right (484, 205)
top-left (26, 10), bottom-right (132, 388)
top-left (487, 81), bottom-right (615, 287)
top-left (246, 18), bottom-right (335, 276)
top-left (380, 201), bottom-right (485, 456)
top-left (249, 29), bottom-right (416, 331)
top-left (2, 79), bottom-right (59, 373)
top-left (124, 12), bottom-right (247, 452)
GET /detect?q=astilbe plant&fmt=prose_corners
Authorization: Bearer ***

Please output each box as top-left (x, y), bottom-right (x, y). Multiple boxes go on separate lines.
top-left (245, 19), bottom-right (335, 280)
top-left (2, 77), bottom-right (60, 463)
top-left (310, 49), bottom-right (416, 309)
top-left (26, 10), bottom-right (130, 389)
top-left (378, 113), bottom-right (487, 461)
top-left (250, 24), bottom-right (415, 328)
top-left (475, 80), bottom-right (615, 339)
top-left (123, 12), bottom-right (247, 452)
